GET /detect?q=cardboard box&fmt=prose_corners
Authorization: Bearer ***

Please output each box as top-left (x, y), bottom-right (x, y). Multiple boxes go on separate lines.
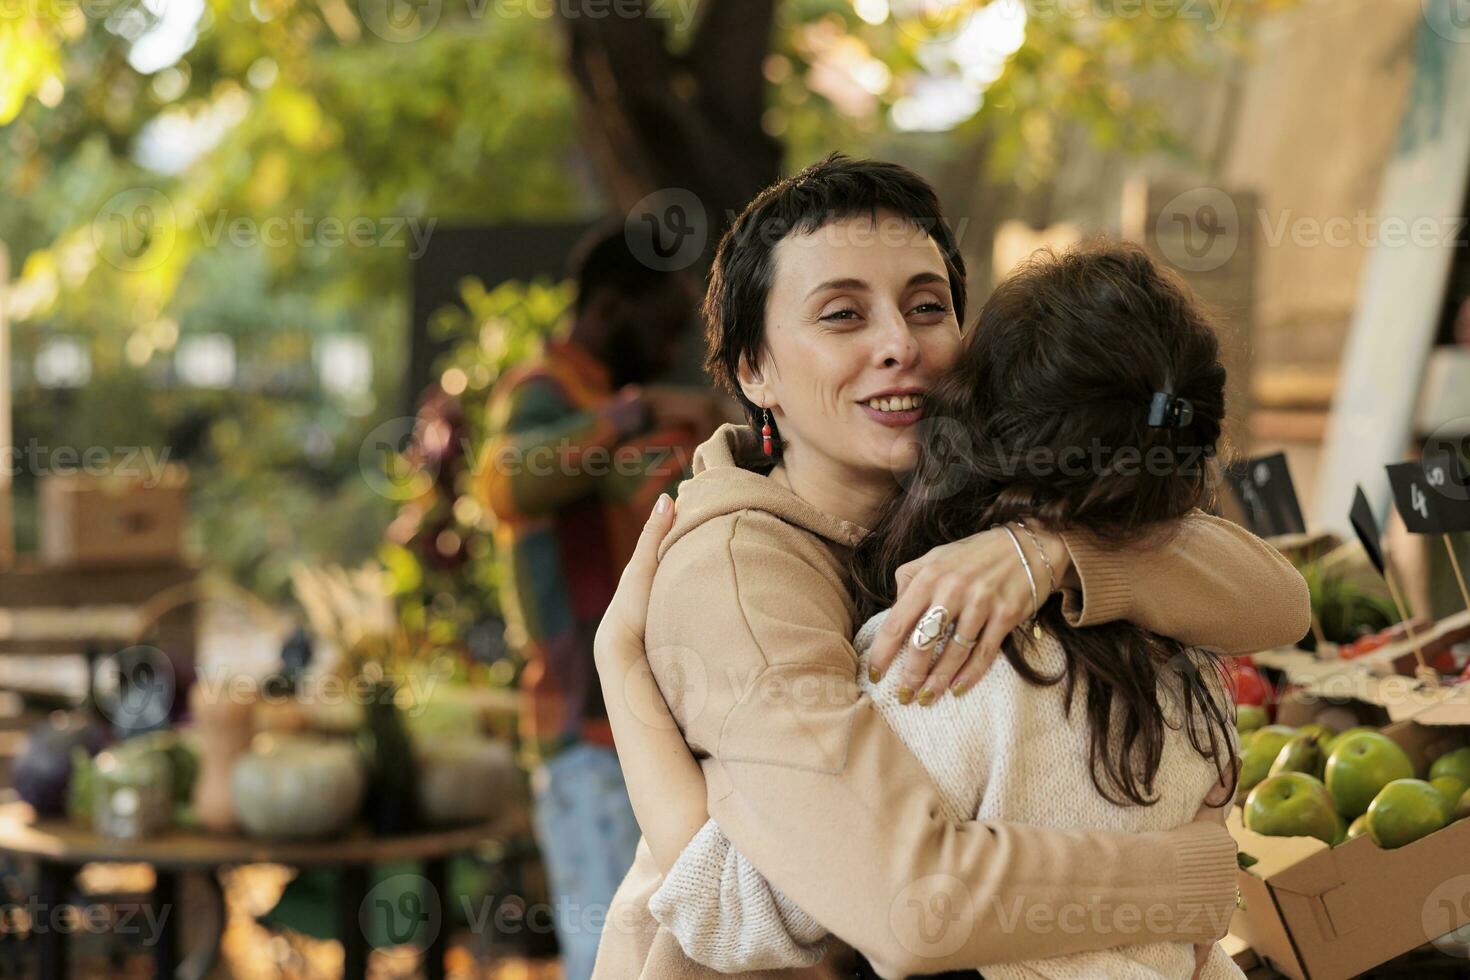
top-left (1230, 712), bottom-right (1470, 979)
top-left (38, 465), bottom-right (188, 567)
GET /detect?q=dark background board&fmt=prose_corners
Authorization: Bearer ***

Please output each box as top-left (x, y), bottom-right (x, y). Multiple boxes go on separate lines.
top-left (1226, 451), bottom-right (1308, 537)
top-left (407, 222), bottom-right (597, 414)
top-left (1386, 454), bottom-right (1470, 534)
top-left (1350, 484), bottom-right (1387, 576)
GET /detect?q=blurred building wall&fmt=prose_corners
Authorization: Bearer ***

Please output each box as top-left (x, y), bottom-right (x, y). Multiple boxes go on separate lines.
top-left (1221, 0), bottom-right (1424, 371)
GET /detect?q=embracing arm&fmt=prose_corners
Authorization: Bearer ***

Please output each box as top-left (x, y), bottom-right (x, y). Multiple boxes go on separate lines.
top-left (1060, 508), bottom-right (1311, 654)
top-left (651, 514), bottom-right (1238, 977)
top-left (596, 641), bottom-right (710, 875)
top-left (593, 494), bottom-right (709, 875)
top-left (477, 375), bottom-right (650, 521)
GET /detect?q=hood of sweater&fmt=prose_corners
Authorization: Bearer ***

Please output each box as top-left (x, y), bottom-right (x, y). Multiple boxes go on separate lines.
top-left (657, 423), bottom-right (870, 559)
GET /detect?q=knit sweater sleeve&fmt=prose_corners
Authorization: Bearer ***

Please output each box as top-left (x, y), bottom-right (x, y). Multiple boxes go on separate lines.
top-left (647, 818), bottom-right (830, 971)
top-left (1059, 508), bottom-right (1311, 654)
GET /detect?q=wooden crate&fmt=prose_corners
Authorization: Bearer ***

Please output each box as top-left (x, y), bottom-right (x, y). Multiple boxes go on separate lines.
top-left (38, 465), bottom-right (188, 568)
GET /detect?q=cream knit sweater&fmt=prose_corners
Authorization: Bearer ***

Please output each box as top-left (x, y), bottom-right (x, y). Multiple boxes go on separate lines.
top-left (648, 609), bottom-right (1244, 980)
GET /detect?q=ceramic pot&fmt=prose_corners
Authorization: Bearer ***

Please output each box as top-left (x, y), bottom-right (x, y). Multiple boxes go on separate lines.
top-left (413, 734), bottom-right (515, 826)
top-left (231, 734), bottom-right (365, 840)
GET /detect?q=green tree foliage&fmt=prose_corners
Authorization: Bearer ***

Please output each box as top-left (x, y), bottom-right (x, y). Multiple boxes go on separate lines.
top-left (0, 0), bottom-right (1292, 599)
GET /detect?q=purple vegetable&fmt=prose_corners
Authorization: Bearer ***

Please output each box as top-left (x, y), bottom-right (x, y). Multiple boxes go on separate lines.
top-left (14, 712), bottom-right (110, 817)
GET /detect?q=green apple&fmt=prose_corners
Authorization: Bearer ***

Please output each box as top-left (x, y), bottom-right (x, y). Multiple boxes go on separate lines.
top-left (1236, 705), bottom-right (1268, 733)
top-left (1244, 772), bottom-right (1340, 845)
top-left (1430, 776), bottom-right (1469, 820)
top-left (1324, 725), bottom-right (1378, 756)
top-left (1325, 731), bottom-right (1415, 819)
top-left (1237, 725), bottom-right (1298, 802)
top-left (1429, 747), bottom-right (1470, 786)
top-left (1457, 788), bottom-right (1470, 822)
top-left (1296, 722), bottom-right (1334, 744)
top-left (1270, 732), bottom-right (1326, 780)
top-left (1367, 779), bottom-right (1448, 849)
top-left (1343, 813), bottom-right (1375, 844)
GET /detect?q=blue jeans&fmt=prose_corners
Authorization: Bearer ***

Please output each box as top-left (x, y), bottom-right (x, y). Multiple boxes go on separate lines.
top-left (530, 742), bottom-right (641, 980)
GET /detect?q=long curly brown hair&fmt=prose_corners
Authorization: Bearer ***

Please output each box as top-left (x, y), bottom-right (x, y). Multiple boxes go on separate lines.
top-left (851, 239), bottom-right (1238, 807)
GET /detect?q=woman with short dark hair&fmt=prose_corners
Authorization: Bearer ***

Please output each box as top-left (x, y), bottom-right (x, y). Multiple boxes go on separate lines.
top-left (591, 155), bottom-right (1308, 979)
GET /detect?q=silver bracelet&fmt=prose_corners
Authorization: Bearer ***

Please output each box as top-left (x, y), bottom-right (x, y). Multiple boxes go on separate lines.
top-left (993, 523), bottom-right (1039, 619)
top-left (1014, 520), bottom-right (1057, 595)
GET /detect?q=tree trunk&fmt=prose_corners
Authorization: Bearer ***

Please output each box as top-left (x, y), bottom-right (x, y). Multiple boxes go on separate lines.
top-left (556, 0), bottom-right (783, 244)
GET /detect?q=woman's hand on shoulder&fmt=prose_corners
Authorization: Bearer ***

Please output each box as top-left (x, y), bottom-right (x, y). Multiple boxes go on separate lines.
top-left (864, 521), bottom-right (1071, 705)
top-left (594, 492), bottom-right (676, 676)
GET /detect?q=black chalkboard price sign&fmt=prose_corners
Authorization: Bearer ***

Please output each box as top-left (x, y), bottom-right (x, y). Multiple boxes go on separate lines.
top-left (1349, 484), bottom-right (1387, 577)
top-left (1227, 452), bottom-right (1307, 537)
top-left (1385, 454), bottom-right (1470, 535)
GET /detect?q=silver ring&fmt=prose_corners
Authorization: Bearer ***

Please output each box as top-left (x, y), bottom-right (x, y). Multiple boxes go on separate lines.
top-left (948, 632), bottom-right (977, 651)
top-left (911, 604), bottom-right (951, 651)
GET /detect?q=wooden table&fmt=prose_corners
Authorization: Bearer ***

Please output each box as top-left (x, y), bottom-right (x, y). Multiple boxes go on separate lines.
top-left (0, 801), bottom-right (519, 979)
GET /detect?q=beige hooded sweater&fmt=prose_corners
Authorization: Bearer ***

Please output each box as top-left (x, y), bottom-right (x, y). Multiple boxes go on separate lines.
top-left (592, 423), bottom-right (1310, 980)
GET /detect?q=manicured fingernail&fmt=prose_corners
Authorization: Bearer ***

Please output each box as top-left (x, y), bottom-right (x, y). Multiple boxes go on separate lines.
top-left (868, 665), bottom-right (882, 683)
top-left (917, 688), bottom-right (935, 706)
top-left (655, 493), bottom-right (671, 514)
top-left (897, 686), bottom-right (914, 705)
top-left (951, 681), bottom-right (968, 697)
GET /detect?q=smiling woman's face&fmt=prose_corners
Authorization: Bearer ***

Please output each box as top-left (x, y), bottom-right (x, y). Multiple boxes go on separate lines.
top-left (740, 210), bottom-right (964, 480)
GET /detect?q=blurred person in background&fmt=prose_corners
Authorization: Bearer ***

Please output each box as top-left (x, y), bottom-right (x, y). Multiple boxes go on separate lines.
top-left (475, 223), bottom-right (733, 980)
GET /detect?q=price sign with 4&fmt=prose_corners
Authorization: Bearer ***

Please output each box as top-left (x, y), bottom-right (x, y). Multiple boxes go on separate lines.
top-left (1386, 454), bottom-right (1470, 535)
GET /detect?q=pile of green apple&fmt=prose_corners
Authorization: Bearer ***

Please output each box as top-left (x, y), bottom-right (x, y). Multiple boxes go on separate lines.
top-left (1236, 708), bottom-right (1470, 849)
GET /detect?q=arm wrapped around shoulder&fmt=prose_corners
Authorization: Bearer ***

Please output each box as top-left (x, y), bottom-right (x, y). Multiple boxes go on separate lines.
top-left (1059, 508), bottom-right (1311, 654)
top-left (648, 817), bottom-right (829, 971)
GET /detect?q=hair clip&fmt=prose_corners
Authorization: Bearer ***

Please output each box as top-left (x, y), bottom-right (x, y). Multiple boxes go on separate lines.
top-left (1147, 390), bottom-right (1194, 429)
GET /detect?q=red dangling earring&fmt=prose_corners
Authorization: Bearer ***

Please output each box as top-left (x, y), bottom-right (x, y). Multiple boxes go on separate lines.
top-left (760, 408), bottom-right (774, 456)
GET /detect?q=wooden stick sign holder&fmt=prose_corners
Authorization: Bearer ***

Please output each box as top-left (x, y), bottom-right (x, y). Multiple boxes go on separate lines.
top-left (1381, 561), bottom-right (1437, 687)
top-left (1444, 535), bottom-right (1470, 611)
top-left (0, 240), bottom-right (11, 568)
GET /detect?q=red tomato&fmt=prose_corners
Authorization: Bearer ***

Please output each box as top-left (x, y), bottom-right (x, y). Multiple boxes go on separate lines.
top-left (1227, 659), bottom-right (1270, 706)
top-left (1342, 635), bottom-right (1387, 659)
